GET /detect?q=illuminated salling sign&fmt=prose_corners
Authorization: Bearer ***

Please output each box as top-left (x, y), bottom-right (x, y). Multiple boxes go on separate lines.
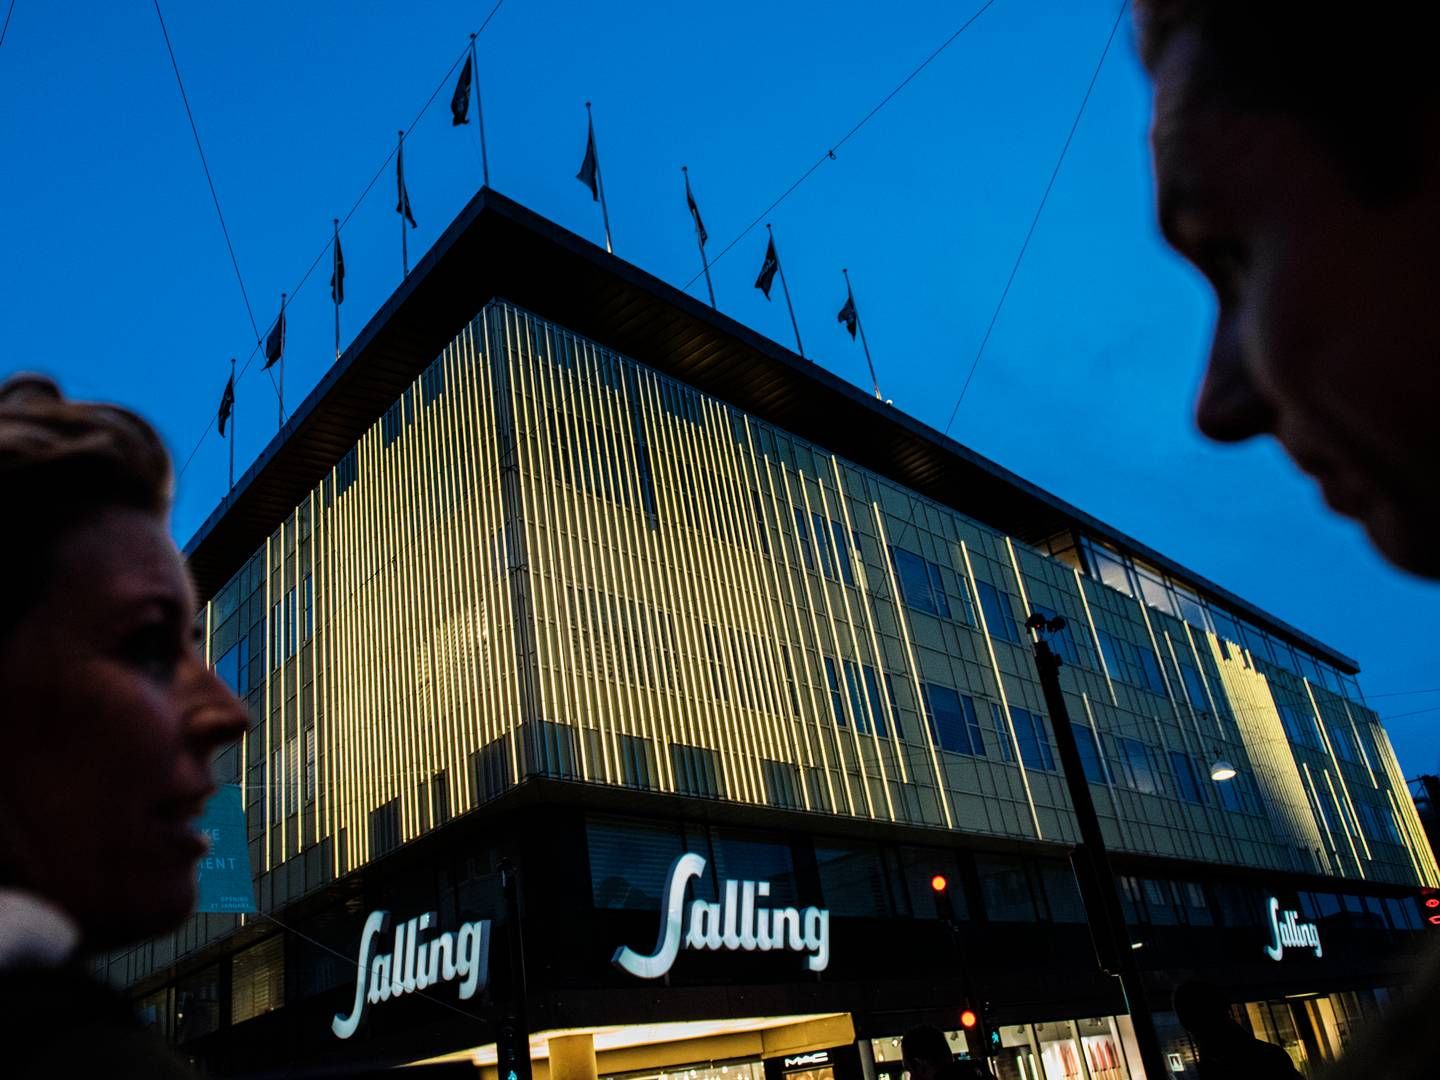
top-left (612, 853), bottom-right (830, 978)
top-left (1263, 897), bottom-right (1322, 960)
top-left (332, 910), bottom-right (491, 1038)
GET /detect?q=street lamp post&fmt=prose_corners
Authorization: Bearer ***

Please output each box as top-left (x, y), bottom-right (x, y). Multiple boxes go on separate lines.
top-left (1025, 614), bottom-right (1170, 1080)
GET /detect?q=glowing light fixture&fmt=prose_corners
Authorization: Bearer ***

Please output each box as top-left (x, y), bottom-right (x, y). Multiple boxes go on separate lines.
top-left (1210, 760), bottom-right (1238, 782)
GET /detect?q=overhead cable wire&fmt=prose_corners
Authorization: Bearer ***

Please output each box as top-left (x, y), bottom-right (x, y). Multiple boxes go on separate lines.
top-left (943, 0), bottom-right (1129, 434)
top-left (0, 0), bottom-right (16, 49)
top-left (174, 0), bottom-right (506, 483)
top-left (681, 0), bottom-right (999, 292)
top-left (151, 0), bottom-right (283, 412)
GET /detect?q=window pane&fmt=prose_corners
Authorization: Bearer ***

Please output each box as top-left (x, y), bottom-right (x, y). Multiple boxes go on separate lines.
top-left (1039, 862), bottom-right (1088, 923)
top-left (588, 817), bottom-right (686, 909)
top-left (1075, 725), bottom-right (1107, 784)
top-left (816, 843), bottom-right (891, 916)
top-left (977, 856), bottom-right (1037, 921)
top-left (977, 580), bottom-right (1019, 643)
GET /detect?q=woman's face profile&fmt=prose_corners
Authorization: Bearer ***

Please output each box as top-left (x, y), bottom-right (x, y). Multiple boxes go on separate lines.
top-left (0, 506), bottom-right (247, 948)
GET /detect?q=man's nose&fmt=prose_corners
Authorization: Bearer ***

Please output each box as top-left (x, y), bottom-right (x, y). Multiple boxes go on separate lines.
top-left (186, 661), bottom-right (250, 751)
top-left (1195, 315), bottom-right (1273, 442)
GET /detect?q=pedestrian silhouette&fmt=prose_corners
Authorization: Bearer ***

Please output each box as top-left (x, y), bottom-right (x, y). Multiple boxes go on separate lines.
top-left (1173, 981), bottom-right (1303, 1080)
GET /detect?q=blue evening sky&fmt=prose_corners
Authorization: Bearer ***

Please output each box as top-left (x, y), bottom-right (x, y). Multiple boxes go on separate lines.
top-left (3, 1), bottom-right (1437, 776)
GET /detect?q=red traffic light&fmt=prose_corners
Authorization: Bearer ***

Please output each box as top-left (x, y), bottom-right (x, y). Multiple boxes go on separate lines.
top-left (960, 1009), bottom-right (979, 1029)
top-left (931, 874), bottom-right (949, 893)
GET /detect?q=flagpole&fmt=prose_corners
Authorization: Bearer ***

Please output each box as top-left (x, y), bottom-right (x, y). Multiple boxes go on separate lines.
top-left (471, 33), bottom-right (490, 187)
top-left (683, 166), bottom-right (716, 309)
top-left (332, 219), bottom-right (341, 359)
top-left (277, 292), bottom-right (287, 428)
top-left (228, 356), bottom-right (236, 493)
top-left (842, 268), bottom-right (882, 400)
top-left (586, 102), bottom-right (613, 254)
top-left (770, 224), bottom-right (804, 358)
top-left (398, 130), bottom-right (409, 277)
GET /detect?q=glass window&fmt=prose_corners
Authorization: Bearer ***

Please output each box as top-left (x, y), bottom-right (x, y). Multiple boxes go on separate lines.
top-left (231, 936), bottom-right (285, 1025)
top-left (812, 511), bottom-right (836, 579)
top-left (1075, 725), bottom-right (1107, 784)
top-left (1143, 879), bottom-right (1180, 925)
top-left (303, 573), bottom-right (314, 640)
top-left (215, 642), bottom-right (244, 696)
top-left (976, 579), bottom-right (1020, 643)
top-left (977, 856), bottom-right (1038, 921)
top-left (1038, 861), bottom-right (1088, 923)
top-left (816, 843), bottom-right (891, 916)
top-left (1084, 540), bottom-right (1135, 597)
top-left (176, 965), bottom-right (221, 1044)
top-left (1171, 751), bottom-right (1203, 804)
top-left (1118, 737), bottom-right (1160, 795)
top-left (831, 520), bottom-right (856, 586)
top-left (1135, 645), bottom-right (1166, 695)
top-left (710, 829), bottom-right (800, 904)
top-left (1012, 708), bottom-right (1055, 770)
top-left (1277, 702), bottom-right (1321, 749)
top-left (989, 702), bottom-right (1014, 762)
top-left (670, 743), bottom-right (721, 797)
top-left (1096, 629), bottom-right (1126, 682)
top-left (844, 660), bottom-right (872, 735)
top-left (792, 508), bottom-right (813, 571)
top-left (762, 759), bottom-right (802, 809)
top-left (1181, 882), bottom-right (1213, 926)
top-left (923, 683), bottom-right (984, 757)
top-left (863, 665), bottom-right (892, 738)
top-left (1328, 719), bottom-right (1361, 763)
top-left (824, 657), bottom-right (847, 727)
top-left (891, 546), bottom-right (950, 618)
top-left (1178, 662), bottom-right (1209, 711)
top-left (588, 817), bottom-right (686, 910)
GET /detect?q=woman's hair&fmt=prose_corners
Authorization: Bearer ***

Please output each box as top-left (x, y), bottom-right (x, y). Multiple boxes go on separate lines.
top-left (0, 374), bottom-right (172, 637)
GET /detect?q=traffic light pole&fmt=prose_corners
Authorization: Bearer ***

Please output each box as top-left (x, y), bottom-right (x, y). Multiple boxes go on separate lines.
top-left (930, 875), bottom-right (991, 1068)
top-left (1027, 619), bottom-right (1170, 1080)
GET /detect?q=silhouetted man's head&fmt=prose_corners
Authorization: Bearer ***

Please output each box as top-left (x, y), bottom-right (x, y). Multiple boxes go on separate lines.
top-left (1173, 979), bottom-right (1235, 1039)
top-left (1137, 3), bottom-right (1440, 576)
top-left (902, 1025), bottom-right (954, 1080)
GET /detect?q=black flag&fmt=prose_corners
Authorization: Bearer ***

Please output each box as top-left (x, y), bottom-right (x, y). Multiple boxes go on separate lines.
top-left (451, 54), bottom-right (473, 126)
top-left (331, 233), bottom-right (345, 304)
top-left (576, 115), bottom-right (599, 200)
top-left (397, 141), bottom-right (417, 227)
top-left (755, 236), bottom-right (779, 299)
top-left (264, 303), bottom-right (286, 369)
top-left (217, 374), bottom-right (235, 437)
top-left (684, 170), bottom-right (707, 248)
top-left (837, 288), bottom-right (857, 339)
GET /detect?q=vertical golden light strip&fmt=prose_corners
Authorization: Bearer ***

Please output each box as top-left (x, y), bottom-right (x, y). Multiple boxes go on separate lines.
top-left (426, 357), bottom-right (458, 829)
top-left (463, 318), bottom-right (496, 801)
top-left (692, 399), bottom-right (766, 803)
top-left (738, 419), bottom-right (820, 800)
top-left (340, 450), bottom-right (361, 868)
top-left (440, 335), bottom-right (471, 813)
top-left (961, 539), bottom-right (1043, 839)
top-left (500, 311), bottom-right (551, 782)
top-left (761, 453), bottom-right (827, 810)
top-left (409, 375), bottom-right (439, 835)
top-left (535, 329), bottom-right (584, 777)
top-left (830, 463), bottom-right (909, 787)
top-left (574, 335), bottom-right (623, 778)
top-left (637, 377), bottom-right (705, 790)
top-left (677, 396), bottom-right (752, 801)
top-left (787, 467), bottom-right (863, 816)
top-left (653, 387), bottom-right (737, 794)
top-left (486, 310), bottom-right (524, 786)
top-left (628, 372), bottom-right (682, 789)
top-left (1373, 723), bottom-right (1440, 883)
top-left (1321, 767), bottom-right (1366, 878)
top-left (611, 364), bottom-right (673, 786)
top-left (1072, 568), bottom-right (1120, 708)
top-left (817, 464), bottom-right (894, 819)
top-left (1300, 762), bottom-right (1339, 874)
top-left (1338, 698), bottom-right (1379, 789)
top-left (1384, 787), bottom-right (1429, 885)
top-left (1179, 623), bottom-right (1227, 738)
top-left (710, 405), bottom-right (788, 781)
top-left (872, 504), bottom-right (954, 829)
top-left (263, 533), bottom-right (273, 873)
top-left (1303, 679), bottom-right (1372, 864)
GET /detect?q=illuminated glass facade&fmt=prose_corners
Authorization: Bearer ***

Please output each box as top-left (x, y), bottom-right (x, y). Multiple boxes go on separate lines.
top-left (187, 299), bottom-right (1435, 896)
